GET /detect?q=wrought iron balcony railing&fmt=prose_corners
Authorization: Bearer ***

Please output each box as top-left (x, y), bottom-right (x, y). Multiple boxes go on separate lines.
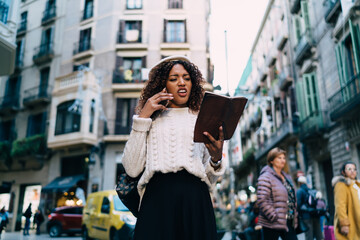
top-left (112, 70), bottom-right (146, 84)
top-left (329, 74), bottom-right (360, 120)
top-left (17, 20), bottom-right (27, 34)
top-left (299, 110), bottom-right (328, 140)
top-left (73, 39), bottom-right (93, 55)
top-left (0, 94), bottom-right (20, 112)
top-left (117, 30), bottom-right (143, 44)
top-left (295, 29), bottom-right (315, 65)
top-left (23, 84), bottom-right (52, 106)
top-left (33, 42), bottom-right (54, 64)
top-left (41, 5), bottom-right (56, 24)
top-left (324, 0), bottom-right (341, 23)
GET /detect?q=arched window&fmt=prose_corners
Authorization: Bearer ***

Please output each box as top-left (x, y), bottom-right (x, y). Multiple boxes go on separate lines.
top-left (55, 100), bottom-right (81, 135)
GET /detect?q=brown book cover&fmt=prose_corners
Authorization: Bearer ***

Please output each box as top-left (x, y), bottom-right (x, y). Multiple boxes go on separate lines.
top-left (194, 92), bottom-right (248, 143)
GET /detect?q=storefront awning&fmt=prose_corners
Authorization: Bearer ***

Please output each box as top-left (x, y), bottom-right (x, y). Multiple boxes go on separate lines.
top-left (41, 175), bottom-right (85, 193)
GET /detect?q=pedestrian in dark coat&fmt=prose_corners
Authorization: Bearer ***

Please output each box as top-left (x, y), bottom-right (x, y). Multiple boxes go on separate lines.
top-left (256, 147), bottom-right (298, 240)
top-left (34, 209), bottom-right (44, 235)
top-left (0, 207), bottom-right (9, 238)
top-left (23, 203), bottom-right (32, 236)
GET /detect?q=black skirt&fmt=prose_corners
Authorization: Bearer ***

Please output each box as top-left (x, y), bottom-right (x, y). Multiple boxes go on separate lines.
top-left (134, 170), bottom-right (217, 240)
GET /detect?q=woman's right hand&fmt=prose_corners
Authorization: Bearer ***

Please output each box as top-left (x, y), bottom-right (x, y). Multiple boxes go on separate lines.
top-left (340, 226), bottom-right (349, 236)
top-left (139, 88), bottom-right (173, 118)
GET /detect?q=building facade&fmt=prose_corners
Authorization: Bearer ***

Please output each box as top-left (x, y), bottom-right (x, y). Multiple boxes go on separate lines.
top-left (235, 0), bottom-right (360, 221)
top-left (0, 0), bottom-right (213, 232)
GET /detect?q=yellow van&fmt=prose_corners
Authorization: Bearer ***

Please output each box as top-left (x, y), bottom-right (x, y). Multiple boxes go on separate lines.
top-left (82, 190), bottom-right (136, 240)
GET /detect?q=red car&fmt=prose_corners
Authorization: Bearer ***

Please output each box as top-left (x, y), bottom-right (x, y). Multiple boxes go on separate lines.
top-left (47, 206), bottom-right (83, 237)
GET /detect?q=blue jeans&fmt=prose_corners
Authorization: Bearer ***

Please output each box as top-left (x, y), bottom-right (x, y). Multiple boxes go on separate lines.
top-left (23, 218), bottom-right (30, 235)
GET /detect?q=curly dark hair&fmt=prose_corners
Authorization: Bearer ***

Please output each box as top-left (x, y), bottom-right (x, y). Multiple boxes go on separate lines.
top-left (136, 60), bottom-right (205, 118)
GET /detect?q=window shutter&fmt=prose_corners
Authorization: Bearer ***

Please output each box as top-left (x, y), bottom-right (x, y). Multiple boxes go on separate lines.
top-left (309, 73), bottom-right (319, 114)
top-left (184, 19), bottom-right (187, 42)
top-left (119, 20), bottom-right (125, 43)
top-left (293, 16), bottom-right (302, 44)
top-left (164, 19), bottom-right (167, 42)
top-left (141, 56), bottom-right (146, 68)
top-left (41, 111), bottom-right (47, 134)
top-left (26, 115), bottom-right (33, 137)
top-left (295, 80), bottom-right (306, 121)
top-left (335, 44), bottom-right (345, 86)
top-left (349, 19), bottom-right (360, 74)
top-left (301, 0), bottom-right (311, 37)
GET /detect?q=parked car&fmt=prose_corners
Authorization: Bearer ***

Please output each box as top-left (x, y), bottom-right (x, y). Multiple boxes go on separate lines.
top-left (82, 190), bottom-right (136, 240)
top-left (47, 205), bottom-right (83, 237)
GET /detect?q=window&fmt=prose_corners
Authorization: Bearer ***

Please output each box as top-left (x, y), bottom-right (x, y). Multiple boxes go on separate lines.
top-left (115, 98), bottom-right (137, 134)
top-left (83, 0), bottom-right (93, 20)
top-left (295, 72), bottom-right (320, 121)
top-left (0, 0), bottom-right (9, 24)
top-left (126, 0), bottom-right (142, 9)
top-left (3, 76), bottom-right (21, 108)
top-left (118, 21), bottom-right (142, 43)
top-left (40, 67), bottom-right (50, 97)
top-left (27, 112), bottom-right (47, 137)
top-left (55, 100), bottom-right (81, 135)
top-left (15, 39), bottom-right (25, 67)
top-left (73, 62), bottom-right (89, 72)
top-left (39, 27), bottom-right (54, 55)
top-left (0, 120), bottom-right (15, 142)
top-left (168, 0), bottom-right (182, 9)
top-left (19, 11), bottom-right (27, 31)
top-left (78, 28), bottom-right (92, 52)
top-left (114, 56), bottom-right (146, 83)
top-left (101, 197), bottom-right (110, 214)
top-left (164, 20), bottom-right (186, 43)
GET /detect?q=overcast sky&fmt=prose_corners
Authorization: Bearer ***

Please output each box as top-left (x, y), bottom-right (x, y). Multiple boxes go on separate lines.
top-left (209, 0), bottom-right (269, 95)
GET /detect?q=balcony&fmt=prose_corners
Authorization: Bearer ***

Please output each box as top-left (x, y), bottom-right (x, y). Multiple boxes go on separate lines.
top-left (49, 71), bottom-right (100, 150)
top-left (255, 119), bottom-right (298, 161)
top-left (279, 68), bottom-right (293, 91)
top-left (0, 0), bottom-right (9, 24)
top-left (33, 43), bottom-right (54, 65)
top-left (0, 141), bottom-right (11, 171)
top-left (295, 30), bottom-right (315, 65)
top-left (329, 74), bottom-right (360, 121)
top-left (112, 70), bottom-right (147, 92)
top-left (0, 94), bottom-right (20, 116)
top-left (17, 20), bottom-right (27, 35)
top-left (116, 30), bottom-right (148, 51)
top-left (23, 84), bottom-right (52, 108)
top-left (103, 119), bottom-right (130, 142)
top-left (81, 5), bottom-right (93, 22)
top-left (41, 5), bottom-right (56, 25)
top-left (299, 110), bottom-right (328, 140)
top-left (266, 48), bottom-right (277, 67)
top-left (290, 0), bottom-right (301, 14)
top-left (324, 0), bottom-right (341, 23)
top-left (10, 134), bottom-right (48, 170)
top-left (73, 39), bottom-right (94, 60)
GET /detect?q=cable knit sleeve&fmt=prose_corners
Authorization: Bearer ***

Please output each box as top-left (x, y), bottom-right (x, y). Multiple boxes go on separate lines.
top-left (257, 173), bottom-right (278, 222)
top-left (122, 115), bottom-right (152, 178)
top-left (203, 147), bottom-right (226, 186)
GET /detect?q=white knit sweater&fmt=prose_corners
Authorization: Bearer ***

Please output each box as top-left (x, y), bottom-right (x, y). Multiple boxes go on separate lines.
top-left (122, 107), bottom-right (226, 203)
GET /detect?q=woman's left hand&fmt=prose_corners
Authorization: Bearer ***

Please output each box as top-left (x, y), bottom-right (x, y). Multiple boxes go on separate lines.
top-left (203, 126), bottom-right (224, 163)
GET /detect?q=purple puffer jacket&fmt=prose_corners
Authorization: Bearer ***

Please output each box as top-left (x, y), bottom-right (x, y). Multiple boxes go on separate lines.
top-left (256, 165), bottom-right (298, 231)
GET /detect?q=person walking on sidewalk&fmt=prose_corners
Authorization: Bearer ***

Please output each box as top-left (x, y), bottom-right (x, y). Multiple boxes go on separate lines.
top-left (332, 161), bottom-right (360, 240)
top-left (34, 209), bottom-right (44, 235)
top-left (256, 147), bottom-right (298, 240)
top-left (23, 203), bottom-right (32, 236)
top-left (0, 207), bottom-right (9, 239)
top-left (122, 55), bottom-right (226, 240)
top-left (296, 176), bottom-right (323, 240)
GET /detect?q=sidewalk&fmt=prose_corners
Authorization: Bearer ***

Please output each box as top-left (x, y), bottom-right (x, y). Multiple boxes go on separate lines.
top-left (221, 231), bottom-right (305, 240)
top-left (1, 230), bottom-right (81, 240)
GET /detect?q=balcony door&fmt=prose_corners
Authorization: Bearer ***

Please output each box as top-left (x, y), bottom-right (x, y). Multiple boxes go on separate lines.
top-left (79, 28), bottom-right (92, 52)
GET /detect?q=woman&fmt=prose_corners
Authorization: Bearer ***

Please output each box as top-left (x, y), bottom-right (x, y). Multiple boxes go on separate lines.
top-left (122, 55), bottom-right (225, 240)
top-left (332, 161), bottom-right (360, 240)
top-left (256, 147), bottom-right (298, 240)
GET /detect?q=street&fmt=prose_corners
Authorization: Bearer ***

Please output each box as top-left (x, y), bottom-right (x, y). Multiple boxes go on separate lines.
top-left (0, 230), bottom-right (81, 240)
top-left (1, 230), bottom-right (305, 240)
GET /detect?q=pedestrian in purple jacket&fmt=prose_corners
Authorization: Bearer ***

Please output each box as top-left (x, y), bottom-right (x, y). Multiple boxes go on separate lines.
top-left (256, 147), bottom-right (298, 240)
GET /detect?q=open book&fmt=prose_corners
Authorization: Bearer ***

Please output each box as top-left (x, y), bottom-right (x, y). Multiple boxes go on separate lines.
top-left (194, 92), bottom-right (248, 143)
